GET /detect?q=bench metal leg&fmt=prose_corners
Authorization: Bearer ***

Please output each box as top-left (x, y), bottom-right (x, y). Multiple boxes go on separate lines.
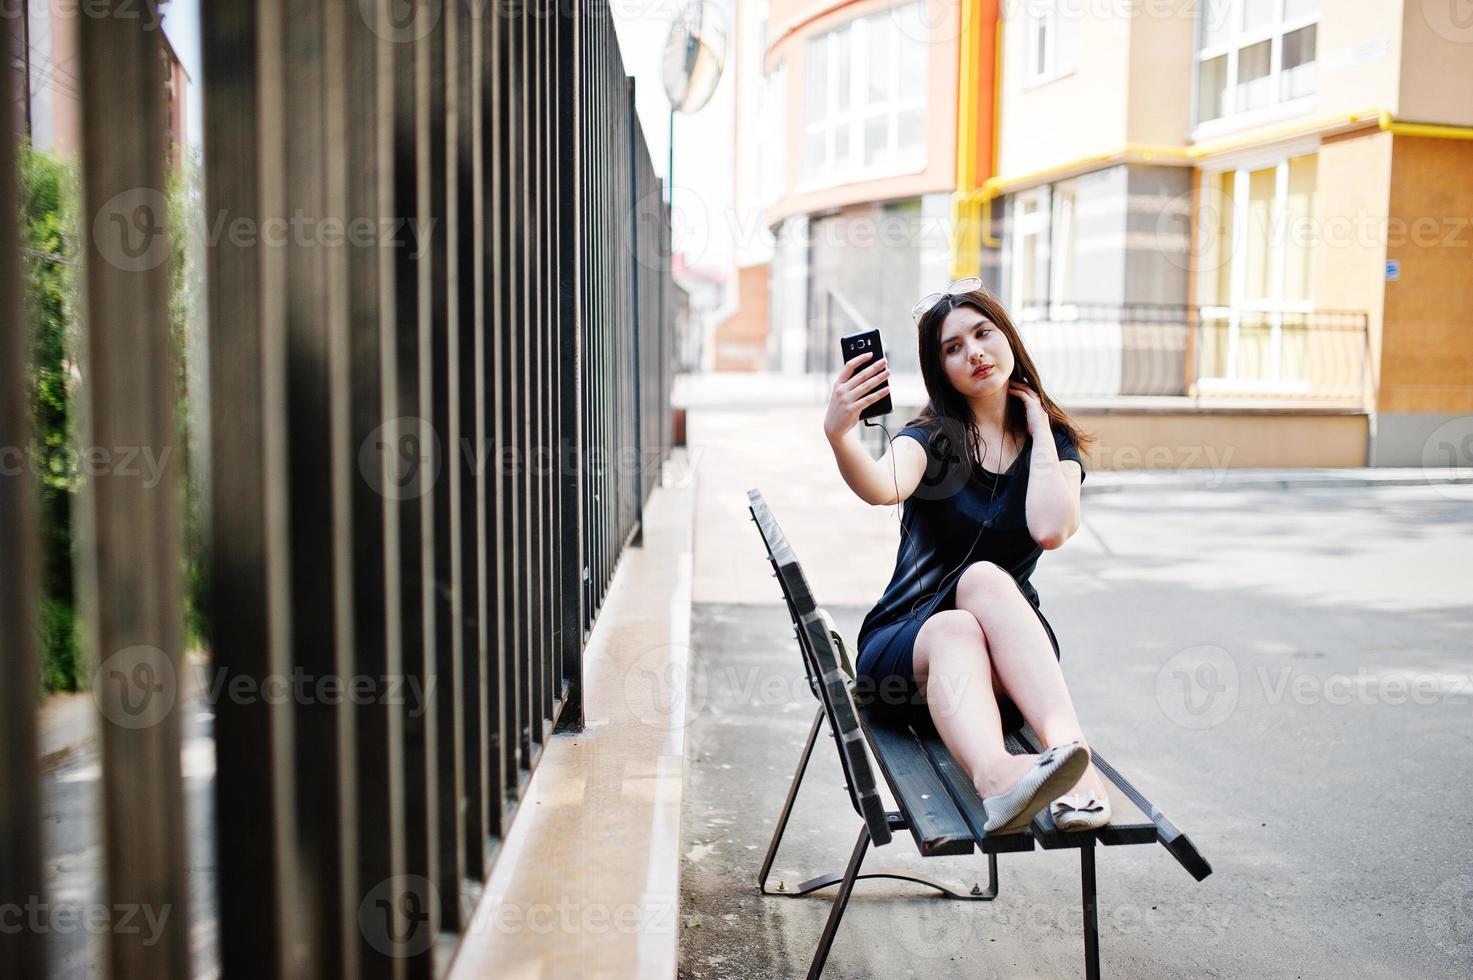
top-left (760, 706), bottom-right (1001, 901)
top-left (1081, 839), bottom-right (1101, 980)
top-left (806, 824), bottom-right (870, 980)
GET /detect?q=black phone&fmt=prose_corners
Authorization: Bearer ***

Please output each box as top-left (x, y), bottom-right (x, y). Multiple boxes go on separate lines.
top-left (840, 328), bottom-right (892, 420)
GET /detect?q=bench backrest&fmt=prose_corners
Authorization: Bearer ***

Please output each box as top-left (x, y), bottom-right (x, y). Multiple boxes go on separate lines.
top-left (747, 489), bottom-right (892, 846)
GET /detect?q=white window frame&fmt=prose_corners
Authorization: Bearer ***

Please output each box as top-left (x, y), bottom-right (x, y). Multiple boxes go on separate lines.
top-left (1024, 0), bottom-right (1076, 89)
top-left (758, 60), bottom-right (787, 207)
top-left (1193, 0), bottom-right (1318, 138)
top-left (796, 3), bottom-right (929, 192)
top-left (1010, 187), bottom-right (1052, 316)
top-left (1196, 143), bottom-right (1319, 393)
top-left (1047, 179), bottom-right (1079, 319)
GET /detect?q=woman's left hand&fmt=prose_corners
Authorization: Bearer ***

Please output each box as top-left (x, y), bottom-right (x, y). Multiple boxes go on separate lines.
top-left (1008, 380), bottom-right (1050, 435)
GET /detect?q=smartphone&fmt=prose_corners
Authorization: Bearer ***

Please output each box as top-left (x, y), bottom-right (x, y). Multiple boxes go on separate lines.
top-left (840, 328), bottom-right (892, 420)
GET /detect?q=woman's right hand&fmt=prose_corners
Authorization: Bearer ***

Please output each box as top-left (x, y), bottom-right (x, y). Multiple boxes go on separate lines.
top-left (823, 351), bottom-right (890, 443)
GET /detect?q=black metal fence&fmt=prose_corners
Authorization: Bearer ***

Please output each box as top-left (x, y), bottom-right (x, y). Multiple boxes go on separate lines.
top-left (1, 0), bottom-right (673, 977)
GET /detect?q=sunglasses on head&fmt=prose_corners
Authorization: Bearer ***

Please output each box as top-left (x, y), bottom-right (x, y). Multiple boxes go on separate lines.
top-left (911, 276), bottom-right (984, 324)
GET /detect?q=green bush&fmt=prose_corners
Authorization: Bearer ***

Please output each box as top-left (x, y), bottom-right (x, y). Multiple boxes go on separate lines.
top-left (18, 139), bottom-right (209, 694)
top-left (19, 140), bottom-right (81, 696)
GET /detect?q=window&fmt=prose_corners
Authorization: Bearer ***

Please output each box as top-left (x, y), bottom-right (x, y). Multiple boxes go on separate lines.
top-left (801, 2), bottom-right (929, 185)
top-left (1025, 0), bottom-right (1078, 87)
top-left (1049, 181), bottom-right (1078, 308)
top-left (1195, 0), bottom-right (1318, 127)
top-left (1196, 151), bottom-right (1319, 390)
top-left (758, 61), bottom-right (787, 206)
top-left (1011, 189), bottom-right (1051, 310)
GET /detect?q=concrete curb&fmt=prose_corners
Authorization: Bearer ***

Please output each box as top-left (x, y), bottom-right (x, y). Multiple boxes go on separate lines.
top-left (1082, 468), bottom-right (1473, 494)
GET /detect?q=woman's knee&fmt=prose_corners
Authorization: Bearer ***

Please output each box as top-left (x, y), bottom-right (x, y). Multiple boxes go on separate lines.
top-left (955, 560), bottom-right (1016, 609)
top-left (914, 609), bottom-right (988, 674)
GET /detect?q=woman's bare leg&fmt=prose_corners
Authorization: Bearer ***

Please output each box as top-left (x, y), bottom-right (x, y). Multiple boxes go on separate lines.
top-left (912, 610), bottom-right (1040, 799)
top-left (952, 561), bottom-right (1104, 799)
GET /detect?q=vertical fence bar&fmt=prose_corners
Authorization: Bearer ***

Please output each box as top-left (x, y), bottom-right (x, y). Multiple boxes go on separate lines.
top-left (556, 0), bottom-right (586, 731)
top-left (203, 4), bottom-right (300, 975)
top-left (339, 3), bottom-right (408, 977)
top-left (482, 0), bottom-right (509, 842)
top-left (460, 0), bottom-right (491, 882)
top-left (431, 0), bottom-right (468, 933)
top-left (0, 29), bottom-right (45, 979)
top-left (627, 75), bottom-right (644, 549)
top-left (529, 0), bottom-right (549, 753)
top-left (278, 0), bottom-right (359, 971)
top-left (77, 5), bottom-right (190, 978)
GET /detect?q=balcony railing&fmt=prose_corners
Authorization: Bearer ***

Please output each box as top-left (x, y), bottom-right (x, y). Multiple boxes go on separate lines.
top-left (1013, 302), bottom-right (1370, 406)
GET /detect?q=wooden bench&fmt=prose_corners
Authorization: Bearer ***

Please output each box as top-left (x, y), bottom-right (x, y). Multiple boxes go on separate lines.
top-left (747, 489), bottom-right (1211, 980)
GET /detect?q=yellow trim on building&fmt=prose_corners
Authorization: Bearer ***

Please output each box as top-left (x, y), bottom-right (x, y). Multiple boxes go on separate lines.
top-left (950, 109), bottom-right (1473, 272)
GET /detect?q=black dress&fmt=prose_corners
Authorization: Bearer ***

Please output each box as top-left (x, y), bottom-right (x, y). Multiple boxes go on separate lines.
top-left (854, 416), bottom-right (1087, 730)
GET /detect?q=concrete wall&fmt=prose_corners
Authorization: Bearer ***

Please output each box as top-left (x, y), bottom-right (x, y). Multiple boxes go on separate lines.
top-left (1374, 135), bottom-right (1473, 465)
top-left (1123, 1), bottom-right (1195, 146)
top-left (1313, 128), bottom-right (1394, 410)
top-left (1314, 0), bottom-right (1405, 121)
top-left (996, 4), bottom-right (1132, 178)
top-left (1074, 411), bottom-right (1369, 470)
top-left (1397, 1), bottom-right (1473, 126)
top-left (713, 263), bottom-right (771, 370)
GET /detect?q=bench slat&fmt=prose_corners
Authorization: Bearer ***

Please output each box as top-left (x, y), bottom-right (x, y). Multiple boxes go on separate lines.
top-left (1011, 728), bottom-right (1210, 869)
top-left (856, 705), bottom-right (974, 858)
top-left (917, 725), bottom-right (1037, 855)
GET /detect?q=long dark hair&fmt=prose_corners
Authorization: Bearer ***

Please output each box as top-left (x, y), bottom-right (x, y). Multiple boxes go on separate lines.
top-left (907, 286), bottom-right (1095, 469)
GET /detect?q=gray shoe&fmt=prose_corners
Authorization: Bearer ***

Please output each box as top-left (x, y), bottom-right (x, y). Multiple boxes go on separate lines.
top-left (981, 742), bottom-right (1089, 835)
top-left (1050, 789), bottom-right (1112, 832)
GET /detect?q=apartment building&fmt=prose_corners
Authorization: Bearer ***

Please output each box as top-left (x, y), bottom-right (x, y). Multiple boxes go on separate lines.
top-left (722, 0), bottom-right (999, 376)
top-left (9, 0), bottom-right (190, 171)
top-left (983, 0), bottom-right (1473, 467)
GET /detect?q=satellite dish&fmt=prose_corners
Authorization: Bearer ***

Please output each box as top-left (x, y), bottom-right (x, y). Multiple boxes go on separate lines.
top-left (661, 0), bottom-right (728, 113)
